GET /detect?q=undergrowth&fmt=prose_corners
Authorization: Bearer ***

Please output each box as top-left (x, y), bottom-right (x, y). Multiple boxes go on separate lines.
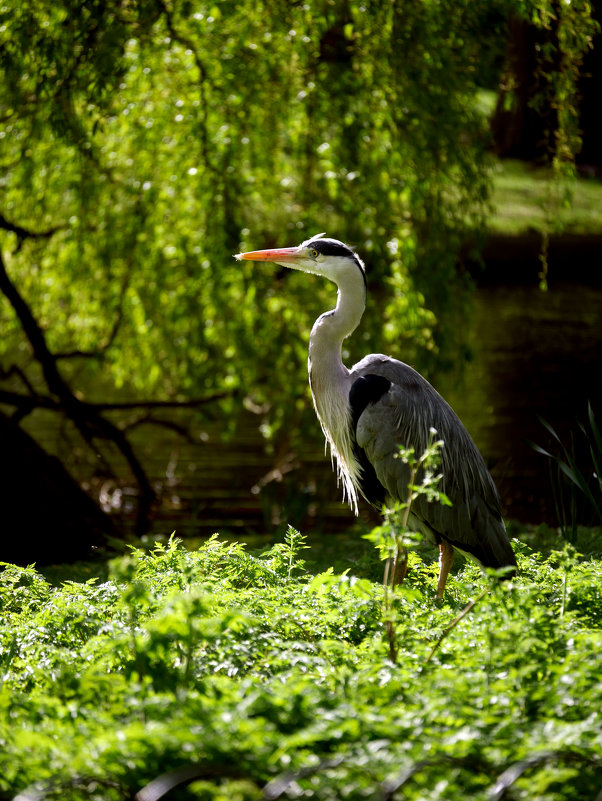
top-left (1, 529), bottom-right (601, 800)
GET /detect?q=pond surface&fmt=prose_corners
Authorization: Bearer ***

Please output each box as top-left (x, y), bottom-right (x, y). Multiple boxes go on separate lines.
top-left (443, 281), bottom-right (602, 525)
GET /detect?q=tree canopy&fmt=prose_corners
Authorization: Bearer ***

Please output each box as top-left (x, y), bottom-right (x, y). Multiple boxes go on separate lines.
top-left (0, 0), bottom-right (597, 547)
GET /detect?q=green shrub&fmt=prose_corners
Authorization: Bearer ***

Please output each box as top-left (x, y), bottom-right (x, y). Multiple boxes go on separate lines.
top-left (1, 531), bottom-right (601, 800)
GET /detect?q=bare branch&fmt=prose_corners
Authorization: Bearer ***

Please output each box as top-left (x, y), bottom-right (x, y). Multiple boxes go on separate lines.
top-left (0, 389), bottom-right (59, 424)
top-left (0, 389), bottom-right (59, 411)
top-left (488, 750), bottom-right (602, 801)
top-left (53, 349), bottom-right (104, 361)
top-left (97, 392), bottom-right (233, 411)
top-left (121, 414), bottom-right (200, 445)
top-left (0, 212), bottom-right (63, 242)
top-left (0, 362), bottom-right (38, 397)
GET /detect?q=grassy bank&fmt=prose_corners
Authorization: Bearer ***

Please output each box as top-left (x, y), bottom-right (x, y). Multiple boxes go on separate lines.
top-left (1, 531), bottom-right (601, 800)
top-left (490, 159), bottom-right (602, 236)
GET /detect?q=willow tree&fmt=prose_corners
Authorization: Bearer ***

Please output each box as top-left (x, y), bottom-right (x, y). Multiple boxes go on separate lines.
top-left (0, 0), bottom-right (596, 558)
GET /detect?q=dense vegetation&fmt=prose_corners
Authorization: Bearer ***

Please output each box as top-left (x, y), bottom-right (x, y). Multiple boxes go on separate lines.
top-left (1, 532), bottom-right (601, 800)
top-left (1, 0), bottom-right (598, 549)
top-left (2, 5), bottom-right (601, 797)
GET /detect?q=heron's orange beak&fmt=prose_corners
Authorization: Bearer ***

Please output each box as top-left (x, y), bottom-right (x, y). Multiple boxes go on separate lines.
top-left (234, 247), bottom-right (302, 264)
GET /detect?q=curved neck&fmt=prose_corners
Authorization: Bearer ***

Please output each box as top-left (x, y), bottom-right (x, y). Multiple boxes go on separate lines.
top-left (308, 267), bottom-right (366, 379)
top-left (306, 264), bottom-right (366, 514)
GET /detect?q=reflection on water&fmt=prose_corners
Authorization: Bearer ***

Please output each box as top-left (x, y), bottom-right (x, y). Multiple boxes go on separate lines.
top-left (442, 282), bottom-right (602, 524)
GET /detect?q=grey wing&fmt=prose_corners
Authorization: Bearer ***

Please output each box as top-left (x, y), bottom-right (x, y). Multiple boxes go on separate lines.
top-left (352, 355), bottom-right (516, 569)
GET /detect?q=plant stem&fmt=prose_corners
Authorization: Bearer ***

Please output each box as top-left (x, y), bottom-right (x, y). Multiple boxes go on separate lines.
top-left (425, 588), bottom-right (488, 664)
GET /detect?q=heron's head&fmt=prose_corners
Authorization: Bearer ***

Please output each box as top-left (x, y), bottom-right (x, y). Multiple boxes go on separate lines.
top-left (234, 233), bottom-right (366, 288)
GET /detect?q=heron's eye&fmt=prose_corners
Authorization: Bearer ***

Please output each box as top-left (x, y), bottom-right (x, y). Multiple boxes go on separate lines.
top-left (309, 248), bottom-right (319, 259)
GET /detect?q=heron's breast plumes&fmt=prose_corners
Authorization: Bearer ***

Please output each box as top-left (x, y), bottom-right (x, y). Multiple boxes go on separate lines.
top-left (309, 365), bottom-right (361, 514)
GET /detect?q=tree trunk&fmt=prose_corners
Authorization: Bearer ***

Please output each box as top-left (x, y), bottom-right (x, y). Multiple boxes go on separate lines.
top-left (577, 0), bottom-right (602, 171)
top-left (0, 410), bottom-right (116, 565)
top-left (491, 14), bottom-right (559, 162)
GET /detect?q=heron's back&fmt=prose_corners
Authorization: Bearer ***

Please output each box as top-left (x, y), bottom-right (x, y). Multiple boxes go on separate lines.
top-left (350, 355), bottom-right (516, 571)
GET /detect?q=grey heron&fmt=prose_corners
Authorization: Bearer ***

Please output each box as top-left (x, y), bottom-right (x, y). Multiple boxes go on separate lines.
top-left (235, 234), bottom-right (516, 598)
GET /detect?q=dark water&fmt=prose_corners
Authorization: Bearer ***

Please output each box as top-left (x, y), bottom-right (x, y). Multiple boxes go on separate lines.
top-left (23, 281), bottom-right (602, 539)
top-left (442, 282), bottom-right (602, 524)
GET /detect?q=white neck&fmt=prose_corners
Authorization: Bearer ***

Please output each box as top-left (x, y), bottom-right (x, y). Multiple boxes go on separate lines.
top-left (308, 266), bottom-right (366, 382)
top-left (307, 265), bottom-right (366, 512)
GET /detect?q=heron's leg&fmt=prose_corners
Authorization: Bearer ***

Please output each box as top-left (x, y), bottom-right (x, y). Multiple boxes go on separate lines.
top-left (391, 548), bottom-right (408, 589)
top-left (436, 542), bottom-right (454, 600)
